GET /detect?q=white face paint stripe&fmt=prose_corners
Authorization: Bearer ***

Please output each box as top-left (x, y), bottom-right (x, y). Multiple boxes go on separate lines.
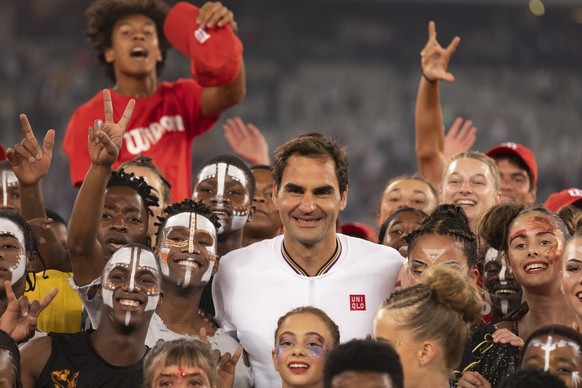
top-left (128, 247), bottom-right (138, 291)
top-left (499, 259), bottom-right (508, 285)
top-left (500, 299), bottom-right (509, 315)
top-left (0, 218), bottom-right (27, 284)
top-left (422, 248), bottom-right (446, 262)
top-left (163, 213), bottom-right (217, 257)
top-left (1, 171), bottom-right (18, 208)
top-left (530, 336), bottom-right (582, 372)
top-left (189, 213), bottom-right (195, 254)
top-left (216, 163), bottom-right (227, 203)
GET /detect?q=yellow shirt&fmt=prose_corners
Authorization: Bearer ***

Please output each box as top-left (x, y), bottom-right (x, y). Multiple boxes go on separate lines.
top-left (25, 270), bottom-right (83, 333)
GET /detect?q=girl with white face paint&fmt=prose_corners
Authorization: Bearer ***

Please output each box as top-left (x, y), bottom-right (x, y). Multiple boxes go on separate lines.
top-left (521, 325), bottom-right (582, 388)
top-left (148, 199), bottom-right (254, 388)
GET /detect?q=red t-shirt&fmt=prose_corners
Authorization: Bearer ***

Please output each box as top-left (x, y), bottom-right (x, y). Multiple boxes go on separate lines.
top-left (62, 79), bottom-right (217, 202)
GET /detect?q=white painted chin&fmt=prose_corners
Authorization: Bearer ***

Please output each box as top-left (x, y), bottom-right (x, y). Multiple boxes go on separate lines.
top-left (217, 220), bottom-right (226, 235)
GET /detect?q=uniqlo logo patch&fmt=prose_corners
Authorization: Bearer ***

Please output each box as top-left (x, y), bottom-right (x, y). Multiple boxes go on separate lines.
top-left (350, 294), bottom-right (366, 311)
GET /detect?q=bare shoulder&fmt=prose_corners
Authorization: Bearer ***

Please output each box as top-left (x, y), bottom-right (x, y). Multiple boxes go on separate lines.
top-left (20, 335), bottom-right (53, 388)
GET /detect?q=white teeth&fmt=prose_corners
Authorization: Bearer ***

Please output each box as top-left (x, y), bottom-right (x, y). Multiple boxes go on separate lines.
top-left (576, 292), bottom-right (582, 299)
top-left (289, 363), bottom-right (308, 369)
top-left (119, 299), bottom-right (140, 307)
top-left (524, 263), bottom-right (548, 272)
top-left (455, 200), bottom-right (476, 206)
top-left (496, 289), bottom-right (517, 295)
top-left (177, 260), bottom-right (201, 268)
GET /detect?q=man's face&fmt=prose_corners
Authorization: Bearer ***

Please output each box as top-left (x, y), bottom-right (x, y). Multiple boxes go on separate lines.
top-left (192, 162), bottom-right (254, 236)
top-left (157, 212), bottom-right (217, 288)
top-left (0, 170), bottom-right (20, 213)
top-left (273, 155), bottom-right (347, 248)
top-left (105, 14), bottom-right (162, 80)
top-left (98, 186), bottom-right (149, 259)
top-left (244, 168), bottom-right (282, 240)
top-left (495, 158), bottom-right (535, 205)
top-left (101, 245), bottom-right (161, 328)
top-left (482, 248), bottom-right (523, 316)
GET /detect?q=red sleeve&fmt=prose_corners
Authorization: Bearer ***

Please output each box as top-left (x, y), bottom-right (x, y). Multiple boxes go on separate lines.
top-left (170, 79), bottom-right (218, 139)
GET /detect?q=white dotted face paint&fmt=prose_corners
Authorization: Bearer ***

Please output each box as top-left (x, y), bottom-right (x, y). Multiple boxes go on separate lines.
top-left (0, 171), bottom-right (18, 208)
top-left (421, 248), bottom-right (446, 262)
top-left (196, 163), bottom-right (250, 234)
top-left (102, 246), bottom-right (161, 326)
top-left (0, 218), bottom-right (27, 284)
top-left (159, 213), bottom-right (217, 287)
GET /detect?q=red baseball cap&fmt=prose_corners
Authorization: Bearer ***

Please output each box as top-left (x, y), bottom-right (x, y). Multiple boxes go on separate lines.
top-left (0, 144), bottom-right (6, 161)
top-left (163, 2), bottom-right (243, 87)
top-left (544, 188), bottom-right (582, 212)
top-left (340, 222), bottom-right (378, 243)
top-left (485, 142), bottom-right (538, 185)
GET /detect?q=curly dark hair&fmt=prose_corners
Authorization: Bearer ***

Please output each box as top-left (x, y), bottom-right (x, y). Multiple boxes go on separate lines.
top-left (85, 0), bottom-right (170, 83)
top-left (155, 199), bottom-right (221, 244)
top-left (119, 155), bottom-right (171, 205)
top-left (107, 169), bottom-right (159, 216)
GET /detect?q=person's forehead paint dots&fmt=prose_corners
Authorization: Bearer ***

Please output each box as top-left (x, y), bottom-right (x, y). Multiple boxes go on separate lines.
top-left (102, 245), bottom-right (161, 325)
top-left (197, 162), bottom-right (250, 232)
top-left (0, 218), bottom-right (27, 284)
top-left (159, 212), bottom-right (217, 285)
top-left (0, 170), bottom-right (18, 208)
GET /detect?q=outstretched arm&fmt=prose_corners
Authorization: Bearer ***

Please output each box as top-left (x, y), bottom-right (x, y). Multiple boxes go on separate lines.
top-left (6, 115), bottom-right (70, 271)
top-left (223, 117), bottom-right (270, 166)
top-left (415, 20), bottom-right (460, 189)
top-left (67, 90), bottom-right (135, 286)
top-left (199, 2), bottom-right (246, 117)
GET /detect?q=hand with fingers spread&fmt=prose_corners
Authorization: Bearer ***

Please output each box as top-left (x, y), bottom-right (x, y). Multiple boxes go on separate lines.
top-left (6, 114), bottom-right (55, 187)
top-left (0, 280), bottom-right (58, 344)
top-left (420, 21), bottom-right (460, 83)
top-left (88, 89), bottom-right (135, 167)
top-left (197, 1), bottom-right (237, 30)
top-left (444, 117), bottom-right (478, 160)
top-left (223, 117), bottom-right (271, 166)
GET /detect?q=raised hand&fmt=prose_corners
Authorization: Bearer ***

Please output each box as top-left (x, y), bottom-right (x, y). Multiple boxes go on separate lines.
top-left (88, 89), bottom-right (135, 167)
top-left (420, 21), bottom-right (460, 82)
top-left (223, 117), bottom-right (270, 166)
top-left (197, 1), bottom-right (236, 29)
top-left (214, 346), bottom-right (241, 388)
top-left (443, 117), bottom-right (477, 160)
top-left (6, 114), bottom-right (55, 186)
top-left (0, 280), bottom-right (58, 343)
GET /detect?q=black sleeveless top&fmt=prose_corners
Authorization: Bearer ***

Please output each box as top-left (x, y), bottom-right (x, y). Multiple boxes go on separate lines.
top-left (37, 331), bottom-right (144, 387)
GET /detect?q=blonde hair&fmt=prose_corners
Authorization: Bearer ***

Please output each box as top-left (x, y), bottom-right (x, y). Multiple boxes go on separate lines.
top-left (444, 151), bottom-right (500, 191)
top-left (142, 339), bottom-right (217, 388)
top-left (379, 265), bottom-right (482, 369)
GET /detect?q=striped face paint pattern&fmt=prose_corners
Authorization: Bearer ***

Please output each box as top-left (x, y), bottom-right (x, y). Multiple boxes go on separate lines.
top-left (102, 246), bottom-right (161, 326)
top-left (159, 213), bottom-right (217, 286)
top-left (197, 163), bottom-right (250, 233)
top-left (0, 218), bottom-right (27, 284)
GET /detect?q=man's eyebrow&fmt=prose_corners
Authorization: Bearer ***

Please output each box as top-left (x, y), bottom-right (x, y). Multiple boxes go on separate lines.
top-left (283, 183), bottom-right (303, 191)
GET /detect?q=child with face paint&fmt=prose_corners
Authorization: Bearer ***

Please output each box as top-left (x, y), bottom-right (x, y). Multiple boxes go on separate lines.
top-left (67, 90), bottom-right (158, 328)
top-left (147, 199), bottom-right (253, 388)
top-left (20, 244), bottom-right (161, 387)
top-left (480, 204), bottom-right (575, 342)
top-left (192, 154), bottom-right (256, 316)
top-left (521, 325), bottom-right (582, 388)
top-left (272, 306), bottom-right (340, 388)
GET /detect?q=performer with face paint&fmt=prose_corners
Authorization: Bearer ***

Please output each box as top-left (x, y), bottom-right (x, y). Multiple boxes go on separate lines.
top-left (147, 199), bottom-right (253, 388)
top-left (0, 210), bottom-right (39, 319)
top-left (192, 154), bottom-right (256, 317)
top-left (20, 244), bottom-right (161, 387)
top-left (272, 307), bottom-right (340, 388)
top-left (521, 325), bottom-right (582, 388)
top-left (482, 247), bottom-right (523, 324)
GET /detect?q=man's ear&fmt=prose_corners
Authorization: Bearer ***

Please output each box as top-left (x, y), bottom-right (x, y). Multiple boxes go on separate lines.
top-left (339, 186), bottom-right (349, 211)
top-left (272, 183), bottom-right (279, 207)
top-left (157, 291), bottom-right (164, 307)
top-left (246, 205), bottom-right (256, 223)
top-left (211, 256), bottom-right (220, 276)
top-left (104, 47), bottom-right (115, 63)
top-left (27, 252), bottom-right (39, 273)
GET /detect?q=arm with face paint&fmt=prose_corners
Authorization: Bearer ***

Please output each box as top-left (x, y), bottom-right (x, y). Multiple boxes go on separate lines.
top-left (6, 114), bottom-right (71, 272)
top-left (68, 90), bottom-right (135, 286)
top-left (415, 21), bottom-right (460, 189)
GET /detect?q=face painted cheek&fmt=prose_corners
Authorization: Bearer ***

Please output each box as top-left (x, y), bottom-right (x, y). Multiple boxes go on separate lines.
top-left (102, 288), bottom-right (114, 308)
top-left (144, 294), bottom-right (159, 311)
top-left (201, 260), bottom-right (215, 283)
top-left (306, 346), bottom-right (327, 359)
top-left (499, 260), bottom-right (508, 285)
top-left (159, 247), bottom-right (170, 276)
top-left (9, 253), bottom-right (26, 284)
